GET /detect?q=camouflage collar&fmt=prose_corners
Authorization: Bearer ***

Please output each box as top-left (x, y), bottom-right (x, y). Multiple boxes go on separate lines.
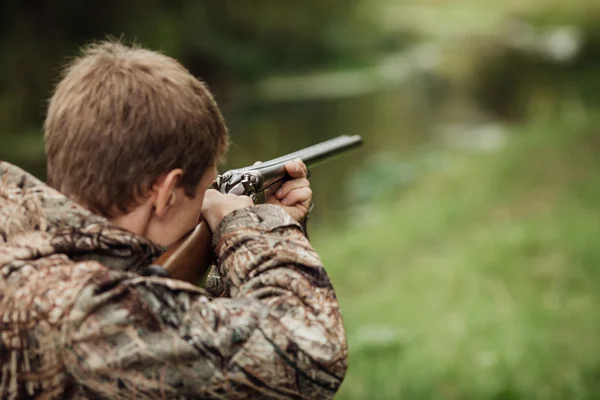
top-left (0, 161), bottom-right (163, 274)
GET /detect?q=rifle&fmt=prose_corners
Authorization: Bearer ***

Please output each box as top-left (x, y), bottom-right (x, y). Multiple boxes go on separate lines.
top-left (154, 135), bottom-right (363, 286)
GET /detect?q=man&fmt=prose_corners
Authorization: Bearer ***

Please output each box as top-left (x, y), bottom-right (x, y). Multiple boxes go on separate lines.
top-left (0, 41), bottom-right (348, 399)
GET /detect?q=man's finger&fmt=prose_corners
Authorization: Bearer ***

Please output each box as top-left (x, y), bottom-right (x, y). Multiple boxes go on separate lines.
top-left (280, 187), bottom-right (312, 207)
top-left (253, 160), bottom-right (263, 166)
top-left (284, 159), bottom-right (308, 179)
top-left (274, 178), bottom-right (309, 200)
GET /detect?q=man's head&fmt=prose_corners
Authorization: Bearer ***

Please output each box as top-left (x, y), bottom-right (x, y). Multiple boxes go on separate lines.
top-left (44, 40), bottom-right (228, 246)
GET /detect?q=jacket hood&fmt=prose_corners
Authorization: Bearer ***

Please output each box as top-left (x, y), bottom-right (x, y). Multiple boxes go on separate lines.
top-left (0, 161), bottom-right (162, 273)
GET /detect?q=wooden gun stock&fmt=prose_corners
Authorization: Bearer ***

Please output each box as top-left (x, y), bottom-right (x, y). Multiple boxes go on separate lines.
top-left (154, 221), bottom-right (215, 285)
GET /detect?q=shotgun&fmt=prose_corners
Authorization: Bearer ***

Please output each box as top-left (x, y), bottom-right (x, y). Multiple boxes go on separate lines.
top-left (154, 135), bottom-right (363, 286)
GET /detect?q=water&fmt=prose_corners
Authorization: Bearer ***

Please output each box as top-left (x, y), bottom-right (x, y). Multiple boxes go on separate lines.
top-left (222, 88), bottom-right (443, 227)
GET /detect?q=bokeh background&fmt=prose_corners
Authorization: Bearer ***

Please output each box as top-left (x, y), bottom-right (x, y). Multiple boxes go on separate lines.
top-left (3, 0), bottom-right (600, 398)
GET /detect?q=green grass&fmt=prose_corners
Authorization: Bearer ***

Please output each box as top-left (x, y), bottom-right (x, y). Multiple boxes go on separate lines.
top-left (313, 113), bottom-right (600, 399)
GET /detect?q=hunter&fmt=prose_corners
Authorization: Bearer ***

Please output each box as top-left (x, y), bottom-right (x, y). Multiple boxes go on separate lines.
top-left (0, 41), bottom-right (348, 399)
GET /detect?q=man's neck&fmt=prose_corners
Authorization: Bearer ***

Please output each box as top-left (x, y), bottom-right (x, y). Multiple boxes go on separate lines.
top-left (109, 202), bottom-right (153, 237)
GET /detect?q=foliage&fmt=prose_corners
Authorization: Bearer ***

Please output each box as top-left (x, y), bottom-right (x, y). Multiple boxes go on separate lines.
top-left (312, 112), bottom-right (600, 399)
top-left (0, 0), bottom-right (386, 135)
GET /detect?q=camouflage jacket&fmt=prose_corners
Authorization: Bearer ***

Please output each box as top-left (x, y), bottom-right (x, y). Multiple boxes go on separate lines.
top-left (0, 162), bottom-right (348, 399)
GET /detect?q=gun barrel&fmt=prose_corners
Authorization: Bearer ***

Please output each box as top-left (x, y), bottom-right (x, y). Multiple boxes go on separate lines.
top-left (239, 135), bottom-right (363, 177)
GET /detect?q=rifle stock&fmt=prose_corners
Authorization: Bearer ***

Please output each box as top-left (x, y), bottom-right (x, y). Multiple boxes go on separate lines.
top-left (154, 221), bottom-right (215, 285)
top-left (155, 135), bottom-right (363, 286)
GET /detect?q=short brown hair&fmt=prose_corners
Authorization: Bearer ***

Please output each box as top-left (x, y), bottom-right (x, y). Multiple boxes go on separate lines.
top-left (44, 40), bottom-right (228, 217)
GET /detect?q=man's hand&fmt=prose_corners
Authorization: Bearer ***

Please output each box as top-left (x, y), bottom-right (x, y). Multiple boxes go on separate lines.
top-left (201, 189), bottom-right (254, 232)
top-left (203, 159), bottom-right (312, 231)
top-left (262, 159), bottom-right (312, 223)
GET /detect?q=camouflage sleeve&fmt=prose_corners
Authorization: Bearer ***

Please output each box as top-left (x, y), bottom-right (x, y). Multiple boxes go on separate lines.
top-left (63, 205), bottom-right (348, 399)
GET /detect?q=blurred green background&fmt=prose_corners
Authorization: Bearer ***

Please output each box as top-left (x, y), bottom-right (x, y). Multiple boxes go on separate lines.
top-left (3, 0), bottom-right (600, 398)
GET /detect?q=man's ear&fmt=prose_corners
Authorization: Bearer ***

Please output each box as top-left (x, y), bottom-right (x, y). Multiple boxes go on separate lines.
top-left (153, 169), bottom-right (184, 218)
